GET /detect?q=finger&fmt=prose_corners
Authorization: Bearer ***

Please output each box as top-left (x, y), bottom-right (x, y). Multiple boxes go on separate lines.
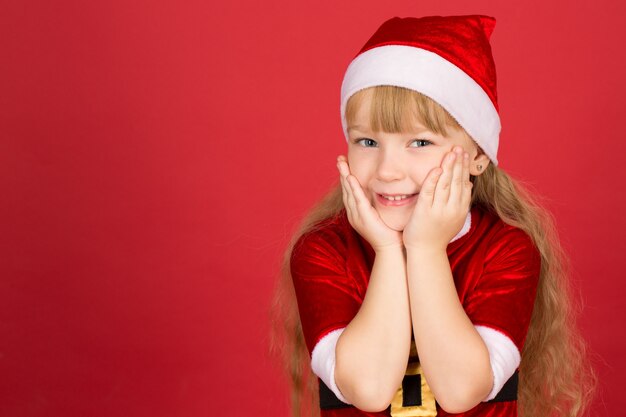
top-left (417, 166), bottom-right (442, 208)
top-left (347, 174), bottom-right (371, 211)
top-left (337, 158), bottom-right (371, 225)
top-left (433, 151), bottom-right (456, 206)
top-left (337, 160), bottom-right (357, 220)
top-left (337, 158), bottom-right (356, 209)
top-left (449, 147), bottom-right (465, 204)
top-left (462, 151), bottom-right (469, 183)
top-left (338, 163), bottom-right (349, 207)
top-left (461, 178), bottom-right (473, 210)
top-left (460, 153), bottom-right (473, 209)
top-left (348, 175), bottom-right (378, 224)
top-left (337, 156), bottom-right (350, 178)
top-left (458, 151), bottom-right (470, 204)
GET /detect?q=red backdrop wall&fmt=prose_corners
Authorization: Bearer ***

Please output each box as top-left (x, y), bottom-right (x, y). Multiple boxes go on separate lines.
top-left (1, 1), bottom-right (623, 416)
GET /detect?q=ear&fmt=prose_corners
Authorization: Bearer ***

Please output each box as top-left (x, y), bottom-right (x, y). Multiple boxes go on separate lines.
top-left (469, 152), bottom-right (491, 176)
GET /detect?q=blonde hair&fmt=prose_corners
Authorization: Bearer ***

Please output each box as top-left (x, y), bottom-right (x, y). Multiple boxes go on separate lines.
top-left (268, 86), bottom-right (596, 417)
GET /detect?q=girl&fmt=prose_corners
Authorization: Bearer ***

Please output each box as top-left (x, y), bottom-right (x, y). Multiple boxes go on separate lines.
top-left (269, 15), bottom-right (595, 417)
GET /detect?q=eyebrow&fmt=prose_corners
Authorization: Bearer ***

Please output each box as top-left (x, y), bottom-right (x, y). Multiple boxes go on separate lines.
top-left (347, 125), bottom-right (430, 134)
top-left (347, 125), bottom-right (368, 133)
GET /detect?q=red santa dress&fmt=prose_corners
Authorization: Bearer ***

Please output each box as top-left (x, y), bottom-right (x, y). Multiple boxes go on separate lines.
top-left (290, 204), bottom-right (540, 417)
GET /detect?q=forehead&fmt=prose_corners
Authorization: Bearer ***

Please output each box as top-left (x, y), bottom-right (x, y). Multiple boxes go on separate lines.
top-left (346, 90), bottom-right (426, 132)
top-left (347, 123), bottom-right (429, 135)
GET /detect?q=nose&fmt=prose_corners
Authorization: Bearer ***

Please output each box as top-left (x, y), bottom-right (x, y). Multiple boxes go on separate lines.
top-left (376, 149), bottom-right (405, 182)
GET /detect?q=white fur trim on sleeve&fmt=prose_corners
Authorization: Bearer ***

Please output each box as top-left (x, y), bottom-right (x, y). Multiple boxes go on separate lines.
top-left (474, 325), bottom-right (521, 401)
top-left (310, 327), bottom-right (351, 404)
top-left (311, 325), bottom-right (518, 404)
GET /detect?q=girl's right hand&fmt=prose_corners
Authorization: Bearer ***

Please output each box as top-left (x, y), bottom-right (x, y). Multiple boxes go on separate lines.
top-left (337, 155), bottom-right (403, 252)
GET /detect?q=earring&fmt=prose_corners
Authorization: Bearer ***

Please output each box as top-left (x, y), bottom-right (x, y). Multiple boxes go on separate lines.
top-left (477, 164), bottom-right (483, 171)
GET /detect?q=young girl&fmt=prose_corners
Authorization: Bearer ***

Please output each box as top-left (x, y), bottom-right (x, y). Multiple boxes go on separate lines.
top-left (269, 15), bottom-right (595, 417)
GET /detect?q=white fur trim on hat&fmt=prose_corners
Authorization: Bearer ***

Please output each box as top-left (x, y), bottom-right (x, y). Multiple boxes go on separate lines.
top-left (340, 45), bottom-right (500, 165)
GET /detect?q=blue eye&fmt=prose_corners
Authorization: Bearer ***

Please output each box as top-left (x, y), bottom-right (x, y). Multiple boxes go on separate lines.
top-left (410, 139), bottom-right (432, 147)
top-left (356, 138), bottom-right (378, 147)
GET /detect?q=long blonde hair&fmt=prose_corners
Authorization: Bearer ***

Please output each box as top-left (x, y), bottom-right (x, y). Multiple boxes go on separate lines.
top-left (268, 86), bottom-right (596, 417)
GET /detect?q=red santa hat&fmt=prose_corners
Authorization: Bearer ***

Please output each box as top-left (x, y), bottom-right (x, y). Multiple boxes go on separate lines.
top-left (340, 15), bottom-right (501, 165)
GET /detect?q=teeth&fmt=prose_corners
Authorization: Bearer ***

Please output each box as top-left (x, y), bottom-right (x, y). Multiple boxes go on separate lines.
top-left (382, 194), bottom-right (411, 201)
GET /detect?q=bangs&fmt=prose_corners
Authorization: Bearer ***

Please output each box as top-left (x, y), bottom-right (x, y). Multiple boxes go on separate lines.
top-left (345, 86), bottom-right (462, 137)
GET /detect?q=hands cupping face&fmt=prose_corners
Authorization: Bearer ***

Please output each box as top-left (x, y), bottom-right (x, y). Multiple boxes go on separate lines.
top-left (336, 156), bottom-right (403, 252)
top-left (336, 145), bottom-right (472, 253)
top-left (403, 146), bottom-right (473, 251)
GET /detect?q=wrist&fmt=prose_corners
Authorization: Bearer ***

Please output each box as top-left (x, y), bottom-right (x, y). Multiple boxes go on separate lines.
top-left (372, 242), bottom-right (405, 255)
top-left (404, 243), bottom-right (448, 257)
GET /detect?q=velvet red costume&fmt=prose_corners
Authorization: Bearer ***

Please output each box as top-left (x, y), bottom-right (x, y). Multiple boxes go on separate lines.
top-left (291, 204), bottom-right (541, 417)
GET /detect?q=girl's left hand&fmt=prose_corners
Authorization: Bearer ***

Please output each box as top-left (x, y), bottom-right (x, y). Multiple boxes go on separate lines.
top-left (403, 146), bottom-right (473, 251)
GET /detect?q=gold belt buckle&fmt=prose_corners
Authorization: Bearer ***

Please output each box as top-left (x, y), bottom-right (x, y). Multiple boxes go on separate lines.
top-left (390, 341), bottom-right (437, 417)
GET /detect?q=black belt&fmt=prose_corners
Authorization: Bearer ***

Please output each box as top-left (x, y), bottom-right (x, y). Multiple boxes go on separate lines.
top-left (319, 370), bottom-right (518, 409)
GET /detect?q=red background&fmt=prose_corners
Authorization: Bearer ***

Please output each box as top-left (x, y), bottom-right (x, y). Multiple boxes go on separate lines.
top-left (1, 1), bottom-right (624, 416)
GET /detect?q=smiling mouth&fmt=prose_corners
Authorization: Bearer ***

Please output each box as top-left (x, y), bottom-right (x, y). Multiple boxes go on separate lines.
top-left (379, 194), bottom-right (417, 201)
top-left (376, 193), bottom-right (419, 206)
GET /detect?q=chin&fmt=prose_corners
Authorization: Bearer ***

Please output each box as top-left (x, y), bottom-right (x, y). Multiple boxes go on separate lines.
top-left (379, 214), bottom-right (409, 232)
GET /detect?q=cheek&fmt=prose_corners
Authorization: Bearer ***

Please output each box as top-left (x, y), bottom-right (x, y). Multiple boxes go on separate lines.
top-left (347, 155), bottom-right (371, 184)
top-left (457, 139), bottom-right (479, 160)
top-left (410, 154), bottom-right (443, 180)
